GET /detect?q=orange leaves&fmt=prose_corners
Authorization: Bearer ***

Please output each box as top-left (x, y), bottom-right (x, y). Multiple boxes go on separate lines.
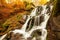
top-left (2, 0), bottom-right (25, 9)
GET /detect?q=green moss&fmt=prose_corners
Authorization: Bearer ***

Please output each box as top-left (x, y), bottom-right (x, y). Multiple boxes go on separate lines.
top-left (52, 0), bottom-right (60, 17)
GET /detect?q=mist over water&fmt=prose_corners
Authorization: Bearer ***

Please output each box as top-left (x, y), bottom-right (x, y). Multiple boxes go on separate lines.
top-left (0, 5), bottom-right (53, 40)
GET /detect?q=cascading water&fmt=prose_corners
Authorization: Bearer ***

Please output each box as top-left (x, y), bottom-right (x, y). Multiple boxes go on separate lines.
top-left (0, 5), bottom-right (53, 40)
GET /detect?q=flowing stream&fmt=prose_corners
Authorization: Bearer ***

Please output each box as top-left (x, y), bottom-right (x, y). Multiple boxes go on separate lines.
top-left (0, 5), bottom-right (53, 40)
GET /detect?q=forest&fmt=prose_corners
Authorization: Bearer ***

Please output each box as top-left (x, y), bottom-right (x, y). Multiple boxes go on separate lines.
top-left (0, 0), bottom-right (60, 40)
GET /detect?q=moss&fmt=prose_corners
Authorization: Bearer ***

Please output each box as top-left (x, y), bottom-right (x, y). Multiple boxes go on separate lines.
top-left (52, 0), bottom-right (60, 17)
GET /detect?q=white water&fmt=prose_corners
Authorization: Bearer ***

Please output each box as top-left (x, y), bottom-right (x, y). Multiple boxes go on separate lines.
top-left (0, 5), bottom-right (53, 40)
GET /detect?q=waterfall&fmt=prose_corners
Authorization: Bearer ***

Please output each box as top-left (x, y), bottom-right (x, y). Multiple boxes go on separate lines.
top-left (0, 5), bottom-right (53, 40)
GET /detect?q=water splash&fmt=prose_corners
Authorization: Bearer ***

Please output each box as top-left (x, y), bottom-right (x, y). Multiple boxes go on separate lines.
top-left (0, 5), bottom-right (53, 40)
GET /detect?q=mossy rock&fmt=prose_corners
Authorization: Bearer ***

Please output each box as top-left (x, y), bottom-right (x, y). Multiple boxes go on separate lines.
top-left (52, 0), bottom-right (60, 17)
